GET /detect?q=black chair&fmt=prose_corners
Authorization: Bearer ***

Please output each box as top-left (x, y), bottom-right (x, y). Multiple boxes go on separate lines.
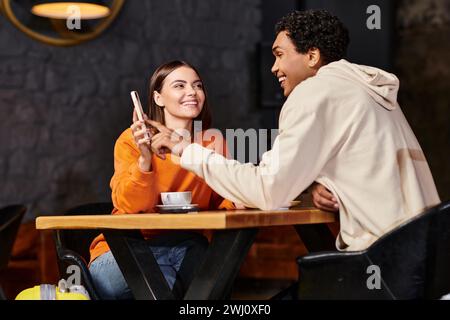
top-left (54, 202), bottom-right (113, 300)
top-left (0, 205), bottom-right (26, 300)
top-left (296, 200), bottom-right (450, 299)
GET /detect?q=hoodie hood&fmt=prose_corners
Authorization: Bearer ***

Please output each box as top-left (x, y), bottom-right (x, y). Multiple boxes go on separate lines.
top-left (318, 59), bottom-right (399, 111)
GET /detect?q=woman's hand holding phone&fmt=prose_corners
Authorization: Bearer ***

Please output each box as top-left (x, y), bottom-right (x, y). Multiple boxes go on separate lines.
top-left (131, 110), bottom-right (154, 172)
top-left (130, 90), bottom-right (163, 171)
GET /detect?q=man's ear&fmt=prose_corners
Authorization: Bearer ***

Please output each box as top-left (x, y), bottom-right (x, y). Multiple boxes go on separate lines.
top-left (307, 48), bottom-right (322, 68)
top-left (153, 91), bottom-right (164, 107)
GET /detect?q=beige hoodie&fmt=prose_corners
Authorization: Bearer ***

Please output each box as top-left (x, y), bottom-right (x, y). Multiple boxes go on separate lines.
top-left (180, 59), bottom-right (441, 251)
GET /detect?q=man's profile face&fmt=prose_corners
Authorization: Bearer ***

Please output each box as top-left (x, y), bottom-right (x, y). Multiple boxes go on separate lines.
top-left (271, 31), bottom-right (316, 97)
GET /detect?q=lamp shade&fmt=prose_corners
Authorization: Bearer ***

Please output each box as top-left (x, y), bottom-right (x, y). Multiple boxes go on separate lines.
top-left (31, 2), bottom-right (110, 20)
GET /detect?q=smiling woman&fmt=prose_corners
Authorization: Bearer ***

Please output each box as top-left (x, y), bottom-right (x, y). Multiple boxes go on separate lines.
top-left (148, 61), bottom-right (212, 132)
top-left (151, 65), bottom-right (208, 132)
top-left (87, 60), bottom-right (236, 300)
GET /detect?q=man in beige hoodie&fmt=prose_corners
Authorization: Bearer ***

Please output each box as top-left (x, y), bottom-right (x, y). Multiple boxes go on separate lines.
top-left (149, 10), bottom-right (440, 251)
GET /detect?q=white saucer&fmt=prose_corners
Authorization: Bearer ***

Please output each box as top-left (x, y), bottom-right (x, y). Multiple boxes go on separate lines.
top-left (155, 204), bottom-right (199, 213)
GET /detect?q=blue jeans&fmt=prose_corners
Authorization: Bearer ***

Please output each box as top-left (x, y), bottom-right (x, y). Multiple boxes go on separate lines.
top-left (89, 232), bottom-right (208, 300)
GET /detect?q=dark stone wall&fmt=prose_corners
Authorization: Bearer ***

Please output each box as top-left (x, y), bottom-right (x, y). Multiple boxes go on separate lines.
top-left (0, 0), bottom-right (262, 220)
top-left (395, 0), bottom-right (450, 200)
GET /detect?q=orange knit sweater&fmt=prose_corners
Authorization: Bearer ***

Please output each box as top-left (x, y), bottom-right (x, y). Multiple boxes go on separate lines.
top-left (89, 128), bottom-right (234, 264)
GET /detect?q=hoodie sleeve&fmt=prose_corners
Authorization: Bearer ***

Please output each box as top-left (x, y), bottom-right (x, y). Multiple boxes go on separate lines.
top-left (110, 129), bottom-right (159, 213)
top-left (180, 84), bottom-right (342, 210)
top-left (201, 130), bottom-right (236, 210)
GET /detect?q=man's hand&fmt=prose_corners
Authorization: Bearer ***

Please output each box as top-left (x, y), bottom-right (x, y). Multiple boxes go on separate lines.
top-left (145, 119), bottom-right (191, 159)
top-left (311, 182), bottom-right (339, 212)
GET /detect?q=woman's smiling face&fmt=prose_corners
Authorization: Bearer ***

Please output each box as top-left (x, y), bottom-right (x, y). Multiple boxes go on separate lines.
top-left (153, 66), bottom-right (205, 120)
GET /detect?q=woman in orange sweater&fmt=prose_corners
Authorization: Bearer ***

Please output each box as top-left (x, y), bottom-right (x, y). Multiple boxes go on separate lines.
top-left (89, 61), bottom-right (234, 299)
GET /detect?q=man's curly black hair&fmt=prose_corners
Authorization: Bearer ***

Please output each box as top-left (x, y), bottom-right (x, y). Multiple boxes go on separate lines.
top-left (275, 10), bottom-right (350, 64)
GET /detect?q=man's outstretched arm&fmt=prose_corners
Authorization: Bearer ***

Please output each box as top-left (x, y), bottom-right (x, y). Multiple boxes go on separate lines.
top-left (148, 88), bottom-right (337, 210)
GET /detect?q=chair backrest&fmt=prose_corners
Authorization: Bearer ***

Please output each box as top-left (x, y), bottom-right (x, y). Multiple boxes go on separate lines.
top-left (0, 205), bottom-right (26, 270)
top-left (365, 200), bottom-right (450, 299)
top-left (56, 202), bottom-right (113, 263)
top-left (54, 202), bottom-right (113, 300)
top-left (425, 201), bottom-right (450, 299)
top-left (296, 200), bottom-right (450, 300)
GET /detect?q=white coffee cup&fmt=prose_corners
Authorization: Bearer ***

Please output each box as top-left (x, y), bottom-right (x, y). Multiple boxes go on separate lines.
top-left (161, 191), bottom-right (192, 206)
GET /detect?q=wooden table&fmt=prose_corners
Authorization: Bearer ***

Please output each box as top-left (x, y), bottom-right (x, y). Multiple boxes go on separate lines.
top-left (36, 208), bottom-right (336, 300)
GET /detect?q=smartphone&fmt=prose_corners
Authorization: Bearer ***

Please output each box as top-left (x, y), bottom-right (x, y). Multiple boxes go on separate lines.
top-left (130, 90), bottom-right (151, 140)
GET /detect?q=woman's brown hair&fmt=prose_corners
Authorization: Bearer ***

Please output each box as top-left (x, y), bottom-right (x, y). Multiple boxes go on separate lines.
top-left (147, 60), bottom-right (212, 131)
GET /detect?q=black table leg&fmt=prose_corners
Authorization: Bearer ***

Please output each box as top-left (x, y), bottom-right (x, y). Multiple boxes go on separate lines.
top-left (184, 228), bottom-right (259, 300)
top-left (103, 230), bottom-right (174, 300)
top-left (294, 224), bottom-right (336, 252)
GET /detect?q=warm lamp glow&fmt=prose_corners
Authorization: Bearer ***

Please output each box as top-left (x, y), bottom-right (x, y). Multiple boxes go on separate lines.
top-left (31, 2), bottom-right (110, 20)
